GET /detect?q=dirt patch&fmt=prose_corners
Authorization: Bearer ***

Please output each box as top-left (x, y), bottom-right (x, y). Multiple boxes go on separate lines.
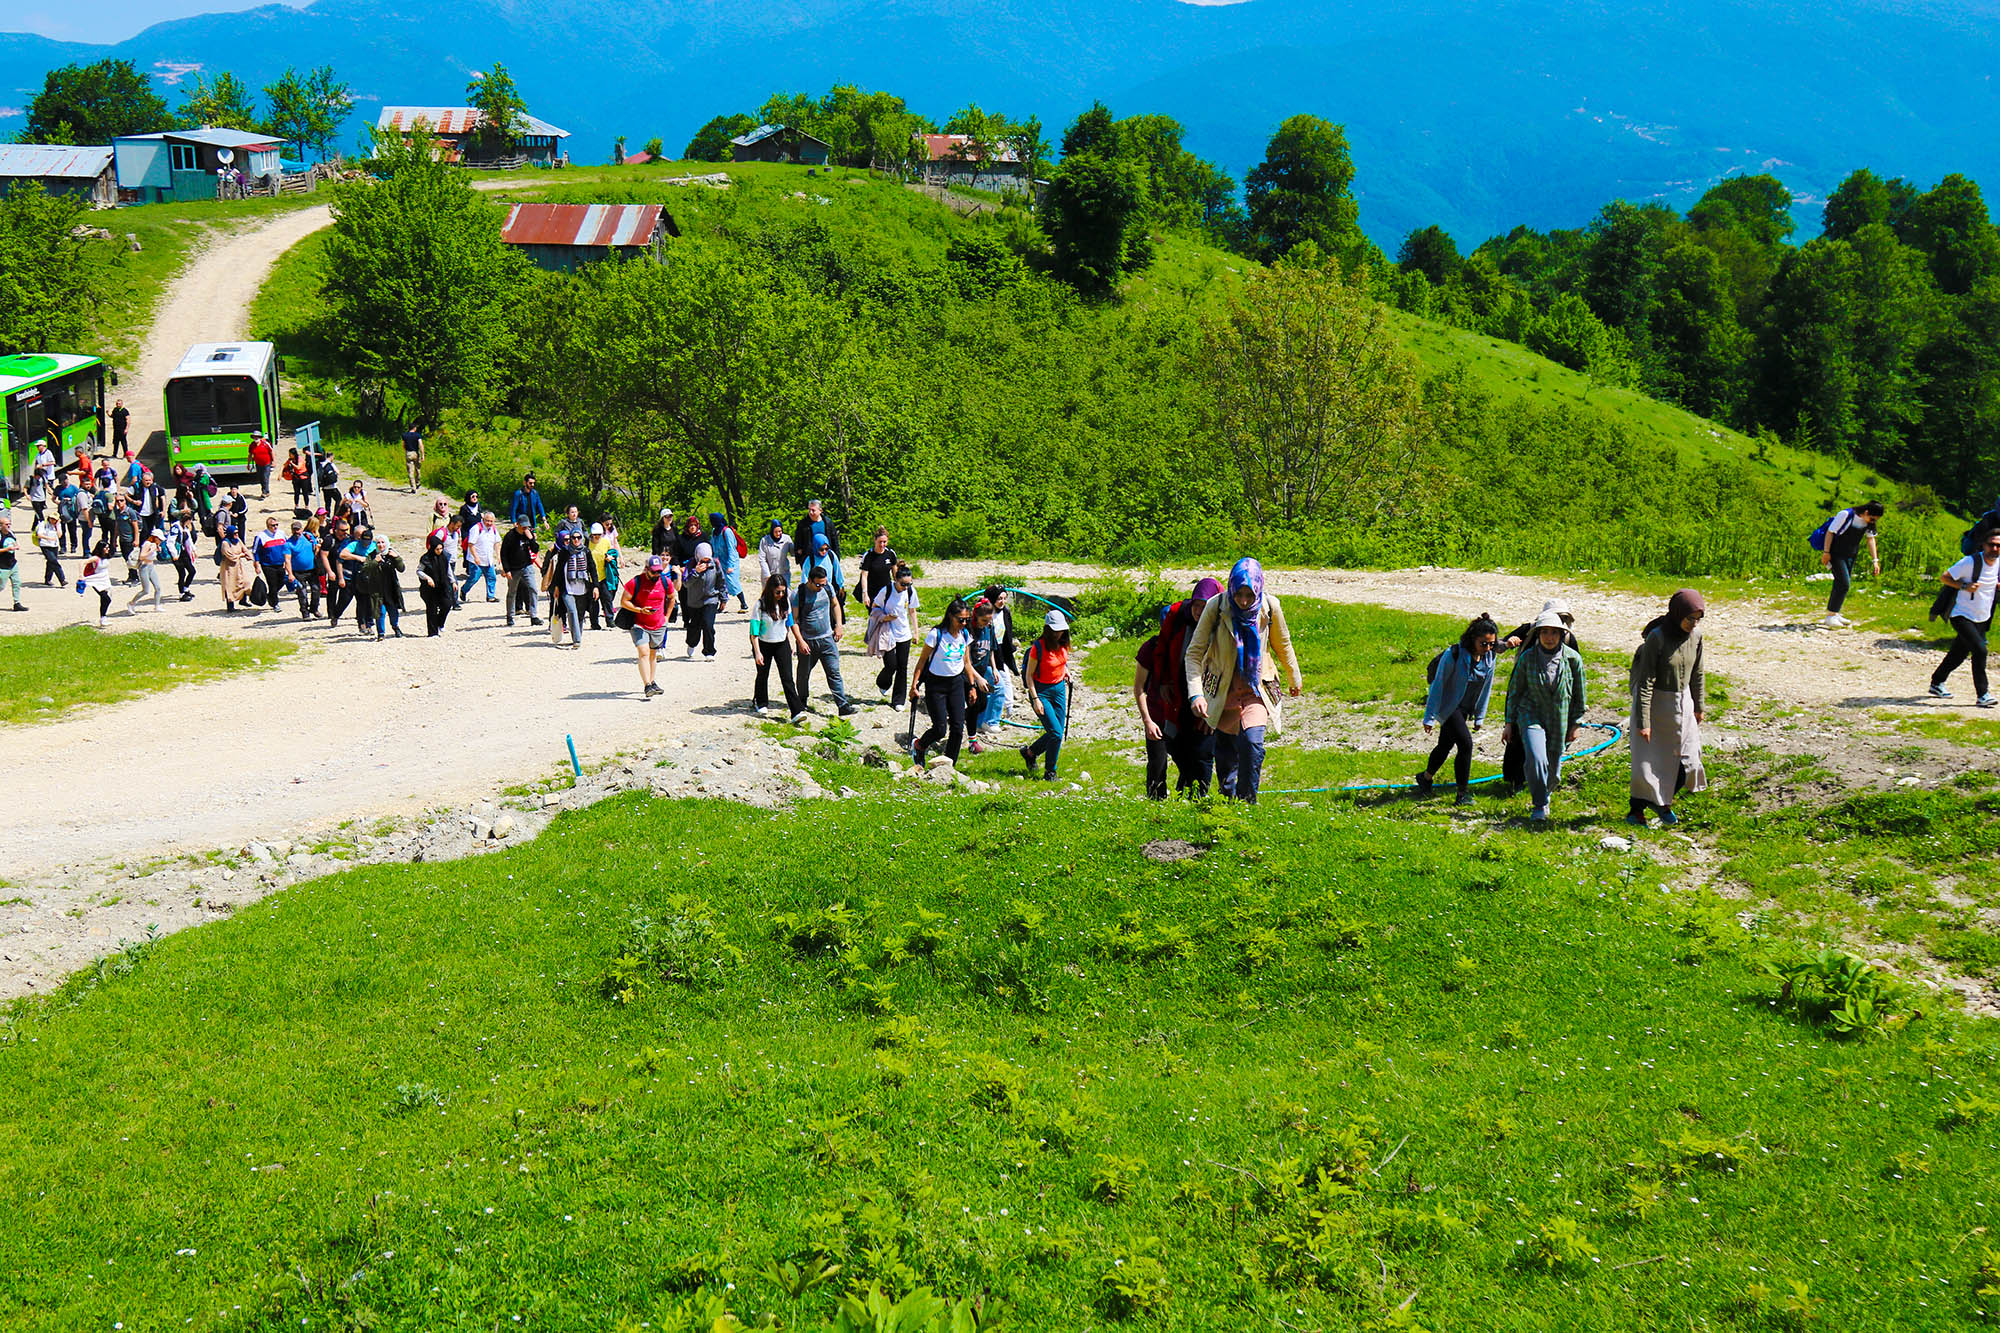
top-left (1142, 839), bottom-right (1206, 863)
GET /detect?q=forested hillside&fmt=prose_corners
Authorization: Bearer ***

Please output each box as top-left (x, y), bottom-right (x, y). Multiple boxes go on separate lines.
top-left (246, 143), bottom-right (1957, 585)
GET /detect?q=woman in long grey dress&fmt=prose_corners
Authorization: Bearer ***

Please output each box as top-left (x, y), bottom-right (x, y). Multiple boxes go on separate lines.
top-left (1627, 588), bottom-right (1707, 828)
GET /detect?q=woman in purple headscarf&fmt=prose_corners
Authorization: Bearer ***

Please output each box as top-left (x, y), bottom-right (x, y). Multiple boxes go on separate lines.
top-left (1183, 558), bottom-right (1303, 802)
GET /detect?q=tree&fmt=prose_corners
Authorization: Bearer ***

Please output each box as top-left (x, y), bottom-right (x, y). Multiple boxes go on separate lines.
top-left (465, 63), bottom-right (529, 156)
top-left (1244, 115), bottom-right (1362, 263)
top-left (1060, 102), bottom-right (1116, 160)
top-left (684, 114), bottom-right (755, 162)
top-left (177, 72), bottom-right (258, 130)
top-left (1822, 168), bottom-right (1917, 243)
top-left (263, 66), bottom-right (349, 162)
top-left (1006, 116), bottom-right (1049, 189)
top-left (302, 66), bottom-right (352, 163)
top-left (22, 59), bottom-right (170, 143)
top-left (1900, 174), bottom-right (2000, 297)
top-left (1689, 174), bottom-right (1795, 248)
top-left (1197, 253), bottom-right (1439, 525)
top-left (1043, 154), bottom-right (1153, 296)
top-left (642, 137), bottom-right (664, 160)
top-left (323, 130), bottom-right (522, 428)
top-left (1397, 225), bottom-right (1462, 286)
top-left (0, 184), bottom-right (113, 354)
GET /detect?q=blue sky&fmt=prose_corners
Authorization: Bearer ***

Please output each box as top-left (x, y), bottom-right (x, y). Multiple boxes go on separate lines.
top-left (6, 0), bottom-right (298, 45)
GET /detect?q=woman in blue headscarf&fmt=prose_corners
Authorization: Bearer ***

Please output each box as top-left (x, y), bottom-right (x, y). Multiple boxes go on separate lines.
top-left (1183, 557), bottom-right (1303, 802)
top-left (709, 512), bottom-right (746, 612)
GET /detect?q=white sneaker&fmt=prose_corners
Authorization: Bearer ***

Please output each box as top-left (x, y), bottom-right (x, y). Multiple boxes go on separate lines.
top-left (1827, 613), bottom-right (1854, 628)
top-left (754, 705), bottom-right (768, 716)
top-left (790, 712), bottom-right (808, 725)
top-left (685, 646), bottom-right (696, 660)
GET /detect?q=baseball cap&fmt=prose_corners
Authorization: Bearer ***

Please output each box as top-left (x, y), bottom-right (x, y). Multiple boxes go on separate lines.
top-left (1044, 610), bottom-right (1069, 631)
top-left (590, 522), bottom-right (603, 535)
top-left (646, 554), bottom-right (665, 572)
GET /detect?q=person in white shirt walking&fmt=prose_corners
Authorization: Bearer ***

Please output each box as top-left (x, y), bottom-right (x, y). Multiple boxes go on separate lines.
top-left (460, 511), bottom-right (501, 603)
top-left (1931, 530), bottom-right (2000, 705)
top-left (1820, 501), bottom-right (1883, 628)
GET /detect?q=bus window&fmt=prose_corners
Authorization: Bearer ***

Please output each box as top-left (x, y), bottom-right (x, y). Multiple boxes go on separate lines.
top-left (71, 371), bottom-right (98, 418)
top-left (212, 377), bottom-right (258, 430)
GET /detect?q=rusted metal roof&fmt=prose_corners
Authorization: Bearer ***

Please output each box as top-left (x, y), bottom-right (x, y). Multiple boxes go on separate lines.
top-left (919, 134), bottom-right (1022, 165)
top-left (0, 144), bottom-right (115, 179)
top-left (500, 203), bottom-right (672, 249)
top-left (376, 106), bottom-right (571, 139)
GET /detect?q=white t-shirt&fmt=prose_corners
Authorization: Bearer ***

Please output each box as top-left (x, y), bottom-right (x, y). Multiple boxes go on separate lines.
top-left (468, 525), bottom-right (499, 565)
top-left (874, 586), bottom-right (918, 645)
top-left (754, 608), bottom-right (792, 644)
top-left (1948, 553), bottom-right (1999, 622)
top-left (34, 518), bottom-right (60, 547)
top-left (925, 627), bottom-right (971, 676)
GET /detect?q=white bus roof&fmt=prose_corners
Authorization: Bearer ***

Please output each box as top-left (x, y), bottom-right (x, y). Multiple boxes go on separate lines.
top-left (0, 352), bottom-right (102, 398)
top-left (169, 342), bottom-right (276, 379)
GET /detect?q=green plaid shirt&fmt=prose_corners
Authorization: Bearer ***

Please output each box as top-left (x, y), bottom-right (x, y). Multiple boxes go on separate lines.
top-left (1505, 644), bottom-right (1586, 736)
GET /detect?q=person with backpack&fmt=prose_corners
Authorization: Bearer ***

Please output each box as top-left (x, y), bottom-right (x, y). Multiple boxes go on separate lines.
top-left (1816, 501), bottom-right (1884, 627)
top-left (965, 598), bottom-right (1004, 754)
top-left (681, 543), bottom-right (725, 660)
top-left (592, 520), bottom-right (621, 627)
top-left (282, 447), bottom-right (310, 510)
top-left (794, 499), bottom-right (841, 597)
top-left (1500, 610), bottom-right (1587, 826)
top-left (1021, 610), bottom-right (1077, 782)
top-left (710, 512), bottom-right (748, 612)
top-left (618, 555), bottom-right (675, 698)
top-left (170, 513), bottom-right (201, 601)
top-left (794, 562), bottom-right (857, 717)
top-left (1628, 589), bottom-right (1709, 827)
top-left (315, 454), bottom-right (340, 515)
top-left (869, 564), bottom-right (919, 707)
top-left (750, 573), bottom-right (808, 721)
top-left (501, 517), bottom-right (542, 627)
top-left (1184, 559), bottom-right (1303, 804)
top-left (1416, 615), bottom-right (1500, 806)
top-left (252, 515), bottom-right (292, 611)
top-left (911, 597), bottom-right (983, 768)
top-left (1133, 580), bottom-right (1224, 798)
top-left (1930, 529), bottom-right (2000, 706)
top-left (34, 511), bottom-right (64, 588)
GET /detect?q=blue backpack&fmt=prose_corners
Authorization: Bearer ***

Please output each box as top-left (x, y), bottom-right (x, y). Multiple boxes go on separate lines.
top-left (1807, 515), bottom-right (1834, 552)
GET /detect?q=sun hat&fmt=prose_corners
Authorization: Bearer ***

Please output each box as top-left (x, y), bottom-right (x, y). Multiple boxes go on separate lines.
top-left (1531, 609), bottom-right (1567, 632)
top-left (1540, 598), bottom-right (1574, 622)
top-left (590, 522), bottom-right (603, 535)
top-left (1044, 610), bottom-right (1069, 631)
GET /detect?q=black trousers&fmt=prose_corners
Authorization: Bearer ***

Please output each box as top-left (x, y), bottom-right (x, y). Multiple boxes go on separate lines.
top-left (683, 603), bottom-right (717, 655)
top-left (877, 641), bottom-right (911, 706)
top-left (1146, 723), bottom-right (1214, 799)
top-left (175, 552), bottom-right (196, 594)
top-left (423, 591), bottom-right (450, 635)
top-left (1425, 709), bottom-right (1477, 788)
top-left (1935, 615), bottom-right (1992, 697)
top-left (755, 640), bottom-right (804, 713)
top-left (917, 674), bottom-right (968, 762)
top-left (292, 477), bottom-right (313, 508)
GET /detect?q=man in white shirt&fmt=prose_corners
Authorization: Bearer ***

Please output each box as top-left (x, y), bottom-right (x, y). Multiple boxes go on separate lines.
top-left (460, 511), bottom-right (501, 603)
top-left (1930, 530), bottom-right (2000, 705)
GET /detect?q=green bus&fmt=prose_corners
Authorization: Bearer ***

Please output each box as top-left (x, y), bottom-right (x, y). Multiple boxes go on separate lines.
top-left (164, 341), bottom-right (282, 477)
top-left (0, 352), bottom-right (108, 500)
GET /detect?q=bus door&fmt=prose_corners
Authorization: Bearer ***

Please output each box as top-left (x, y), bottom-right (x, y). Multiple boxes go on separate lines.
top-left (4, 386), bottom-right (47, 493)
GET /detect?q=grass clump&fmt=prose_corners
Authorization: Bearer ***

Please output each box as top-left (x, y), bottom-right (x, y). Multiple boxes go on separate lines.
top-left (0, 626), bottom-right (294, 725)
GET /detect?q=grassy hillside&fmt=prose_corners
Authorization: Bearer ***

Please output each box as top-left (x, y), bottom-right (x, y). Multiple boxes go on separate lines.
top-left (241, 161), bottom-right (1959, 577)
top-left (6, 774), bottom-right (1997, 1331)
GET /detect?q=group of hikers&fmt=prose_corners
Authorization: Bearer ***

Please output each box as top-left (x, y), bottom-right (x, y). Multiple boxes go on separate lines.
top-left (0, 446), bottom-right (1990, 820)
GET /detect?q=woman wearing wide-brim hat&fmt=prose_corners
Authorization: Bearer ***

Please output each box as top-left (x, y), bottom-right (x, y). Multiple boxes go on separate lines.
top-left (1500, 608), bottom-right (1587, 826)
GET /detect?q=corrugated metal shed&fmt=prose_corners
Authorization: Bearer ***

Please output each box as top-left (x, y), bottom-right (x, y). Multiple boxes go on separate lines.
top-left (118, 127), bottom-right (279, 150)
top-left (376, 106), bottom-right (571, 139)
top-left (0, 144), bottom-right (115, 179)
top-left (732, 124), bottom-right (783, 148)
top-left (500, 203), bottom-right (673, 248)
top-left (920, 134), bottom-right (1021, 164)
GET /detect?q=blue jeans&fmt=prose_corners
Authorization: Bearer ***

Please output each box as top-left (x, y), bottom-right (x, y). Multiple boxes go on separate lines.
top-left (974, 670), bottom-right (1010, 732)
top-left (1025, 679), bottom-right (1069, 776)
top-left (1522, 722), bottom-right (1561, 813)
top-left (460, 563), bottom-right (496, 600)
top-left (374, 602), bottom-right (402, 636)
top-left (798, 634), bottom-right (849, 708)
top-left (1828, 553), bottom-right (1853, 614)
top-left (1215, 725), bottom-right (1267, 802)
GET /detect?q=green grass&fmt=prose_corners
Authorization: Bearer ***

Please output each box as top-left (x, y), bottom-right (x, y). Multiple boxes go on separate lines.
top-left (3, 783), bottom-right (1995, 1330)
top-left (0, 626), bottom-right (294, 725)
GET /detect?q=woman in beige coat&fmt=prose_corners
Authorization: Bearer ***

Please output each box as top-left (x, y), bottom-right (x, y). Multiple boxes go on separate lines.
top-left (1627, 588), bottom-right (1707, 827)
top-left (217, 524), bottom-right (258, 612)
top-left (1183, 558), bottom-right (1303, 802)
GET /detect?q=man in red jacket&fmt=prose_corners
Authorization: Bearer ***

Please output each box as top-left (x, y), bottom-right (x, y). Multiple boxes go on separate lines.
top-left (249, 431), bottom-right (275, 500)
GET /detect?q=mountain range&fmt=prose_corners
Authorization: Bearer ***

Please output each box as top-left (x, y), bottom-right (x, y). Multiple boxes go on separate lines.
top-left (4, 0), bottom-right (1999, 245)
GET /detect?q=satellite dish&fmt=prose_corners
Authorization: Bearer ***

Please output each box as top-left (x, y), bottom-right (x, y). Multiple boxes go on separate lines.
top-left (216, 148), bottom-right (235, 165)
